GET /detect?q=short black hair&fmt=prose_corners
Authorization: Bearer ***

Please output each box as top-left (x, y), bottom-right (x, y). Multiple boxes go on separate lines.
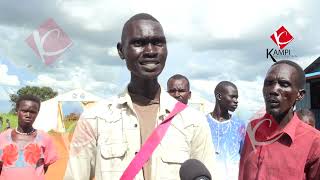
top-left (272, 60), bottom-right (305, 89)
top-left (167, 74), bottom-right (190, 90)
top-left (126, 13), bottom-right (159, 24)
top-left (121, 13), bottom-right (160, 43)
top-left (214, 81), bottom-right (237, 95)
top-left (16, 94), bottom-right (41, 111)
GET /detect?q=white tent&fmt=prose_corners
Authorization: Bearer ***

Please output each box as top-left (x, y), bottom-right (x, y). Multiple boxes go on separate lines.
top-left (33, 89), bottom-right (101, 132)
top-left (188, 94), bottom-right (214, 114)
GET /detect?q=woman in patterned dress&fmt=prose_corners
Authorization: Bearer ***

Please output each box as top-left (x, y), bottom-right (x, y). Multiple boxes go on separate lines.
top-left (0, 95), bottom-right (58, 180)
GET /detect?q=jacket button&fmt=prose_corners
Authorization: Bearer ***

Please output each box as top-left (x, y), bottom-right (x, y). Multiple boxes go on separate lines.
top-left (134, 124), bottom-right (138, 128)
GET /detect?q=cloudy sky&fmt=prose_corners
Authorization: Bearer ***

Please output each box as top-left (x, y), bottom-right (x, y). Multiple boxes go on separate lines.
top-left (0, 0), bottom-right (319, 119)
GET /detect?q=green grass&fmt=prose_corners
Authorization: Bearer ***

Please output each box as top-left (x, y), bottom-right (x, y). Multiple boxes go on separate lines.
top-left (64, 120), bottom-right (78, 133)
top-left (0, 113), bottom-right (18, 132)
top-left (0, 113), bottom-right (78, 133)
top-left (47, 120), bottom-right (78, 135)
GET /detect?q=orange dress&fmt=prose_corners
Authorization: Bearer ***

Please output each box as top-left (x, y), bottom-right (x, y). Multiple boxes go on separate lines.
top-left (0, 129), bottom-right (58, 180)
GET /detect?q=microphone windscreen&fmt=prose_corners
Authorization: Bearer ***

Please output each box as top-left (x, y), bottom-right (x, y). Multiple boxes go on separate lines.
top-left (179, 159), bottom-right (212, 180)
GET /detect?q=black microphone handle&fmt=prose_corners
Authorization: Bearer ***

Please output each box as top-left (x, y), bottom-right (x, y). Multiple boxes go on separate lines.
top-left (195, 176), bottom-right (210, 180)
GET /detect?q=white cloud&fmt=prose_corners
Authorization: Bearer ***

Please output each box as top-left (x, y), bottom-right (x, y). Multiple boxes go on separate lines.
top-left (0, 81), bottom-right (17, 101)
top-left (25, 70), bottom-right (120, 99)
top-left (57, 0), bottom-right (303, 43)
top-left (202, 0), bottom-right (302, 39)
top-left (0, 89), bottom-right (9, 100)
top-left (0, 64), bottom-right (20, 86)
top-left (60, 0), bottom-right (129, 31)
top-left (107, 47), bottom-right (119, 57)
top-left (26, 74), bottom-right (71, 92)
top-left (292, 54), bottom-right (320, 70)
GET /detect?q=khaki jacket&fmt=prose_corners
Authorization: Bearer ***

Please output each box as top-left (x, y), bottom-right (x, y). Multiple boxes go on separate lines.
top-left (64, 87), bottom-right (215, 180)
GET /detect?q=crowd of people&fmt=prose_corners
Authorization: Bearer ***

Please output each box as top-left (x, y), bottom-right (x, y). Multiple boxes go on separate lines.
top-left (0, 13), bottom-right (319, 180)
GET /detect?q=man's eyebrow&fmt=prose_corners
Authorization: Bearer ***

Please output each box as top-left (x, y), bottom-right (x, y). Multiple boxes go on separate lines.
top-left (264, 77), bottom-right (275, 81)
top-left (130, 35), bottom-right (165, 40)
top-left (278, 78), bottom-right (291, 83)
top-left (278, 77), bottom-right (290, 80)
top-left (152, 36), bottom-right (166, 41)
top-left (129, 37), bottom-right (145, 42)
top-left (152, 35), bottom-right (166, 39)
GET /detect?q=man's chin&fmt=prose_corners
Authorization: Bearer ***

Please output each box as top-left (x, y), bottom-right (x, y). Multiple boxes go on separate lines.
top-left (139, 71), bottom-right (161, 80)
top-left (228, 108), bottom-right (236, 112)
top-left (268, 107), bottom-right (295, 122)
top-left (20, 120), bottom-right (34, 126)
top-left (266, 109), bottom-right (282, 121)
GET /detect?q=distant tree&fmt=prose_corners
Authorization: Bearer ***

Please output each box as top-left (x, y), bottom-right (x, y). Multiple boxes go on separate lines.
top-left (9, 86), bottom-right (58, 113)
top-left (64, 113), bottom-right (80, 121)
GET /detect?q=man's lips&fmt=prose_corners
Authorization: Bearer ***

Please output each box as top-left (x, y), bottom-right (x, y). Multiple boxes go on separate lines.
top-left (267, 99), bottom-right (280, 107)
top-left (139, 60), bottom-right (160, 69)
top-left (139, 60), bottom-right (160, 65)
top-left (23, 118), bottom-right (33, 122)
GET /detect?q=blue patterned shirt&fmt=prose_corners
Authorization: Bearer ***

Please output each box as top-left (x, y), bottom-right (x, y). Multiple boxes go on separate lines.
top-left (207, 113), bottom-right (246, 180)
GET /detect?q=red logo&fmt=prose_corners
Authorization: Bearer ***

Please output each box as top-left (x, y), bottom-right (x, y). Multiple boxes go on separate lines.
top-left (270, 26), bottom-right (294, 49)
top-left (246, 113), bottom-right (282, 151)
top-left (25, 18), bottom-right (72, 65)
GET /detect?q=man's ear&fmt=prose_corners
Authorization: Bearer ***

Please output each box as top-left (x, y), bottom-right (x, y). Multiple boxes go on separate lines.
top-left (188, 91), bottom-right (191, 100)
top-left (117, 42), bottom-right (125, 59)
top-left (216, 93), bottom-right (222, 101)
top-left (296, 89), bottom-right (305, 101)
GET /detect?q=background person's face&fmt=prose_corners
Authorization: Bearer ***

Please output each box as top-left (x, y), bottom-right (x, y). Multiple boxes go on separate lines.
top-left (301, 116), bottom-right (316, 128)
top-left (219, 86), bottom-right (238, 112)
top-left (119, 19), bottom-right (167, 80)
top-left (167, 79), bottom-right (191, 104)
top-left (17, 100), bottom-right (39, 127)
top-left (263, 64), bottom-right (302, 119)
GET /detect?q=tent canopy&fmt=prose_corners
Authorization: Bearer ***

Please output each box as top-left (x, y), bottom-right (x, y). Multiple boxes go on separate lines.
top-left (33, 89), bottom-right (102, 132)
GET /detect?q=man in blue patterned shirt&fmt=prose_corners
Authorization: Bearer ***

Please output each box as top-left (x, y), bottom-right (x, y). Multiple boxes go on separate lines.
top-left (207, 81), bottom-right (246, 180)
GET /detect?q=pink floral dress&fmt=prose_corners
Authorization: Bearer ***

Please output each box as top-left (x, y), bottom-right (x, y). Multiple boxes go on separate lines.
top-left (0, 129), bottom-right (58, 180)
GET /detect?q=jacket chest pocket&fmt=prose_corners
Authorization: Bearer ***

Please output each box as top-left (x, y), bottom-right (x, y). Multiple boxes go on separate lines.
top-left (99, 142), bottom-right (128, 172)
top-left (159, 146), bottom-right (190, 179)
top-left (97, 117), bottom-right (128, 173)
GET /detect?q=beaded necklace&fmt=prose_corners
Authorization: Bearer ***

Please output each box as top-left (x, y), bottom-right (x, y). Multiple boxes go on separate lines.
top-left (15, 127), bottom-right (36, 135)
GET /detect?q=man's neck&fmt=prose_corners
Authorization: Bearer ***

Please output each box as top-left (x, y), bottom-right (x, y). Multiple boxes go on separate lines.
top-left (128, 75), bottom-right (160, 101)
top-left (274, 109), bottom-right (294, 128)
top-left (211, 105), bottom-right (231, 122)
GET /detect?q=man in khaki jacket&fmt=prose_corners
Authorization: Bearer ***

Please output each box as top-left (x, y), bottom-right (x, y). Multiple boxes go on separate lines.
top-left (64, 13), bottom-right (215, 180)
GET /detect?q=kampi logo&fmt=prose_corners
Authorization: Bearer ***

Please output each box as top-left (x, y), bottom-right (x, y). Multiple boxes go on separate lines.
top-left (266, 26), bottom-right (297, 62)
top-left (25, 18), bottom-right (72, 65)
top-left (270, 26), bottom-right (294, 49)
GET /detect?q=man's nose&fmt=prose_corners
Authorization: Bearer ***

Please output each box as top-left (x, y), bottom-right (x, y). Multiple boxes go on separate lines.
top-left (143, 43), bottom-right (157, 57)
top-left (173, 91), bottom-right (180, 97)
top-left (269, 83), bottom-right (280, 95)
